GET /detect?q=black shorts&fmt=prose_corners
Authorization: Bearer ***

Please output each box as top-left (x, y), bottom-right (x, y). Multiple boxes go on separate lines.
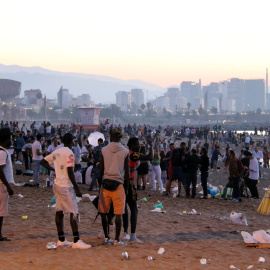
top-left (137, 162), bottom-right (149, 175)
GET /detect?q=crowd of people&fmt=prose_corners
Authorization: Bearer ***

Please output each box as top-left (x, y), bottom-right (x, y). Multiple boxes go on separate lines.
top-left (0, 120), bottom-right (268, 247)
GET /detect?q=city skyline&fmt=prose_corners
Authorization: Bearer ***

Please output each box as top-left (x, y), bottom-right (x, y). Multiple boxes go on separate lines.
top-left (1, 0), bottom-right (270, 87)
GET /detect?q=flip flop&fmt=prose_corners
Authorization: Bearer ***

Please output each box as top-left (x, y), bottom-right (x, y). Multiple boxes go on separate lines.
top-left (0, 236), bottom-right (11, 241)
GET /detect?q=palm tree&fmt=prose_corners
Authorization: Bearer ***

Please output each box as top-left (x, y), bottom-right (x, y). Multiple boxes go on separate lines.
top-left (187, 102), bottom-right (191, 111)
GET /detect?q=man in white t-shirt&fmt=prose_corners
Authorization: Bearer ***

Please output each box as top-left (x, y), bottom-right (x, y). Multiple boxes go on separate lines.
top-left (0, 128), bottom-right (14, 241)
top-left (244, 151), bottom-right (259, 199)
top-left (40, 133), bottom-right (91, 249)
top-left (32, 134), bottom-right (44, 187)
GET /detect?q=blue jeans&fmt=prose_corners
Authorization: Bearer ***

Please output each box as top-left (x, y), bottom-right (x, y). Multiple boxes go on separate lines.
top-left (33, 160), bottom-right (41, 185)
top-left (89, 167), bottom-right (100, 190)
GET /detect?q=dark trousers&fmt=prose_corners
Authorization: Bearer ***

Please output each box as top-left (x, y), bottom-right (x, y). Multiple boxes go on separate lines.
top-left (201, 171), bottom-right (208, 197)
top-left (185, 172), bottom-right (197, 197)
top-left (123, 190), bottom-right (138, 234)
top-left (232, 177), bottom-right (240, 199)
top-left (23, 151), bottom-right (29, 170)
top-left (89, 167), bottom-right (100, 190)
top-left (244, 178), bottom-right (259, 198)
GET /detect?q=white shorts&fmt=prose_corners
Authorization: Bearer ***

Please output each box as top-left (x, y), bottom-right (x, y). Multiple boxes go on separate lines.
top-left (53, 184), bottom-right (79, 216)
top-left (0, 184), bottom-right (8, 217)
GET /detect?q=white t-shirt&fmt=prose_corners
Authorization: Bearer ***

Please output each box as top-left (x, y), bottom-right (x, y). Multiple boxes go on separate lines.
top-left (74, 171), bottom-right (82, 183)
top-left (47, 144), bottom-right (57, 154)
top-left (46, 126), bottom-right (51, 134)
top-left (85, 165), bottom-right (93, 185)
top-left (56, 143), bottom-right (64, 150)
top-left (32, 141), bottom-right (42, 160)
top-left (44, 147), bottom-right (75, 188)
top-left (0, 147), bottom-right (14, 184)
top-left (249, 157), bottom-right (259, 180)
top-left (245, 137), bottom-right (250, 144)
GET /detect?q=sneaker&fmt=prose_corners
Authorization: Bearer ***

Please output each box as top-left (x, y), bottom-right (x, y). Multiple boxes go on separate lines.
top-left (231, 198), bottom-right (239, 202)
top-left (114, 240), bottom-right (127, 246)
top-left (72, 240), bottom-right (91, 249)
top-left (122, 233), bottom-right (130, 241)
top-left (57, 239), bottom-right (73, 247)
top-left (102, 238), bottom-right (114, 245)
top-left (129, 237), bottom-right (142, 243)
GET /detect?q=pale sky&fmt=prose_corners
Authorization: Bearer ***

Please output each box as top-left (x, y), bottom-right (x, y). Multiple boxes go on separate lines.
top-left (1, 0), bottom-right (269, 87)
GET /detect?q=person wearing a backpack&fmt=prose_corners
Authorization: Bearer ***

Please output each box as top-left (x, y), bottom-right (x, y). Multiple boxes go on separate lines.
top-left (244, 151), bottom-right (259, 199)
top-left (0, 128), bottom-right (14, 241)
top-left (228, 150), bottom-right (242, 202)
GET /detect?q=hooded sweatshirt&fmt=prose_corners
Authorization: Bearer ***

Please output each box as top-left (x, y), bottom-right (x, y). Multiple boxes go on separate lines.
top-left (102, 142), bottom-right (129, 183)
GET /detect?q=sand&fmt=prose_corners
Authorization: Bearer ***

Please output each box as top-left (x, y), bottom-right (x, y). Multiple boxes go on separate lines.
top-left (1, 147), bottom-right (270, 269)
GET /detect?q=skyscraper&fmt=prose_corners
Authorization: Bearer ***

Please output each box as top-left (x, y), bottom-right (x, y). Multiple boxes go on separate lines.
top-left (131, 89), bottom-right (144, 106)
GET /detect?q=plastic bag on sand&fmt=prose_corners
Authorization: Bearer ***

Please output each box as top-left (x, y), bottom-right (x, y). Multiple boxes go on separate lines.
top-left (230, 211), bottom-right (248, 226)
top-left (241, 231), bottom-right (257, 244)
top-left (153, 203), bottom-right (164, 209)
top-left (253, 230), bottom-right (270, 243)
top-left (82, 194), bottom-right (96, 202)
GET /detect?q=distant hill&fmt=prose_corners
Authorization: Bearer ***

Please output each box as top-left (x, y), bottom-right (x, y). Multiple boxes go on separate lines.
top-left (0, 64), bottom-right (164, 103)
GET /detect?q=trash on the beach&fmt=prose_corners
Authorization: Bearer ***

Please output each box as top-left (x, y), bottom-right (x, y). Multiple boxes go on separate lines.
top-left (82, 194), bottom-right (96, 201)
top-left (246, 265), bottom-right (253, 269)
top-left (258, 257), bottom-right (265, 264)
top-left (157, 200), bottom-right (160, 203)
top-left (241, 231), bottom-right (257, 244)
top-left (153, 203), bottom-right (164, 209)
top-left (210, 187), bottom-right (219, 195)
top-left (17, 194), bottom-right (23, 198)
top-left (29, 180), bottom-right (33, 182)
top-left (172, 186), bottom-right (178, 196)
top-left (176, 212), bottom-right (183, 215)
top-left (220, 216), bottom-right (230, 220)
top-left (230, 211), bottom-right (248, 226)
top-left (182, 210), bottom-right (187, 214)
top-left (46, 242), bottom-right (58, 250)
top-left (200, 258), bottom-right (207, 265)
top-left (230, 265), bottom-right (239, 269)
top-left (151, 208), bottom-right (166, 213)
top-left (187, 209), bottom-right (201, 215)
top-left (76, 197), bottom-right (82, 203)
top-left (157, 247), bottom-right (165, 254)
top-left (141, 198), bottom-right (147, 202)
top-left (148, 256), bottom-right (154, 261)
top-left (253, 230), bottom-right (270, 243)
top-left (122, 252), bottom-right (130, 260)
top-left (22, 216), bottom-right (28, 220)
top-left (50, 195), bottom-right (56, 204)
top-left (51, 204), bottom-right (56, 208)
top-left (263, 188), bottom-right (269, 191)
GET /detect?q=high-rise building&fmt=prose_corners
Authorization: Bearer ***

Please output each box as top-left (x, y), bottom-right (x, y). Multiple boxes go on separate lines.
top-left (180, 80), bottom-right (202, 109)
top-left (245, 79), bottom-right (265, 111)
top-left (57, 86), bottom-right (72, 108)
top-left (227, 78), bottom-right (245, 112)
top-left (131, 89), bottom-right (144, 106)
top-left (116, 91), bottom-right (131, 109)
top-left (24, 89), bottom-right (42, 99)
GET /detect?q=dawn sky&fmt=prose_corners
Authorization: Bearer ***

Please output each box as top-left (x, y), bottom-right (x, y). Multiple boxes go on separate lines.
top-left (1, 0), bottom-right (269, 87)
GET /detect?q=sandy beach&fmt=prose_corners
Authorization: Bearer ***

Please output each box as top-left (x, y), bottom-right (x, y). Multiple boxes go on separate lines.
top-left (1, 151), bottom-right (270, 270)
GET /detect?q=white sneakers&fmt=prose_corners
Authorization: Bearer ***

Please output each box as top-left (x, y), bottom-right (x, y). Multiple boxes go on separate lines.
top-left (57, 239), bottom-right (73, 247)
top-left (72, 239), bottom-right (91, 249)
top-left (122, 233), bottom-right (130, 241)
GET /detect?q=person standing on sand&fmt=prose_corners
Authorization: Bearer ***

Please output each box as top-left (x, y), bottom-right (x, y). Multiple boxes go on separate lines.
top-left (228, 150), bottom-right (241, 202)
top-left (98, 127), bottom-right (130, 245)
top-left (0, 128), bottom-right (14, 241)
top-left (40, 133), bottom-right (91, 249)
top-left (122, 137), bottom-right (153, 242)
